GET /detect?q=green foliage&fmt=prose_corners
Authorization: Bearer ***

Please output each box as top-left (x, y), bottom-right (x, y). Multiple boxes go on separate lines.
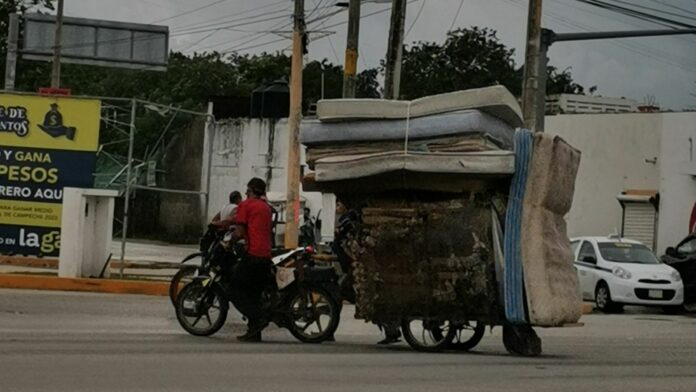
top-left (399, 27), bottom-right (585, 100)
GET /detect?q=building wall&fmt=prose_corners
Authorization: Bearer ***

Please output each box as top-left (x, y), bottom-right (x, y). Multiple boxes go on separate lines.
top-left (657, 113), bottom-right (696, 253)
top-left (546, 113), bottom-right (663, 239)
top-left (201, 117), bottom-right (326, 242)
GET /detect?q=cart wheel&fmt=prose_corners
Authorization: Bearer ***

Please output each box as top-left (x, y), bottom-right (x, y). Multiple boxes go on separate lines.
top-left (503, 324), bottom-right (542, 357)
top-left (449, 321), bottom-right (486, 351)
top-left (401, 318), bottom-right (456, 352)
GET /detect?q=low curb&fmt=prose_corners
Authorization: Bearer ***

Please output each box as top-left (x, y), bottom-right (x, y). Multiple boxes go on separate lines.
top-left (0, 274), bottom-right (169, 296)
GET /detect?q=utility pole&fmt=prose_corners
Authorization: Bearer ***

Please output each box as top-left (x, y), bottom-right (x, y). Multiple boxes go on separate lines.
top-left (342, 0), bottom-right (361, 98)
top-left (284, 0), bottom-right (305, 249)
top-left (4, 13), bottom-right (19, 91)
top-left (51, 0), bottom-right (65, 88)
top-left (520, 0), bottom-right (543, 132)
top-left (384, 0), bottom-right (407, 100)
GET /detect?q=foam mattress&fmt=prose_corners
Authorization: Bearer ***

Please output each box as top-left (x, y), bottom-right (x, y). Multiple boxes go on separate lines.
top-left (316, 85), bottom-right (523, 127)
top-left (301, 109), bottom-right (515, 148)
top-left (313, 151), bottom-right (515, 182)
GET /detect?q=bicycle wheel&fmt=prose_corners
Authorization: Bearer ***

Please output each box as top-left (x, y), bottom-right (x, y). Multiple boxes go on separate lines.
top-left (401, 318), bottom-right (456, 352)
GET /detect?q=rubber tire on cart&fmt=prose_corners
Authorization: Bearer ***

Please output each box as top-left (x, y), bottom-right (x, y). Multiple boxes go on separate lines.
top-left (503, 324), bottom-right (542, 357)
top-left (401, 318), bottom-right (456, 353)
top-left (169, 265), bottom-right (199, 306)
top-left (595, 282), bottom-right (623, 313)
top-left (449, 322), bottom-right (486, 351)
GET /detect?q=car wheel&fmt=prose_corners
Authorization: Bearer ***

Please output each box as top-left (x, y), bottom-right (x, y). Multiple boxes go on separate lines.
top-left (595, 283), bottom-right (620, 313)
top-left (663, 306), bottom-right (684, 315)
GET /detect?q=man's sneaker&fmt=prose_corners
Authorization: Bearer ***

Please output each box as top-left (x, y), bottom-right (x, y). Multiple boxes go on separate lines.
top-left (236, 319), bottom-right (268, 342)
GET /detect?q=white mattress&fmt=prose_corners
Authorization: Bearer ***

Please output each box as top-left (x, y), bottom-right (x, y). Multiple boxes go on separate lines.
top-left (313, 151), bottom-right (515, 182)
top-left (316, 85), bottom-right (523, 127)
top-left (301, 109), bottom-right (515, 148)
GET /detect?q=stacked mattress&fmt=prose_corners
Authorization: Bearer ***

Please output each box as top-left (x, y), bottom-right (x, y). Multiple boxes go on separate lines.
top-left (300, 86), bottom-right (523, 192)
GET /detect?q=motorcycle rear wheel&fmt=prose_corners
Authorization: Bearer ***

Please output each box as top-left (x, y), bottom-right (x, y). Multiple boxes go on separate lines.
top-left (287, 286), bottom-right (340, 343)
top-left (175, 281), bottom-right (228, 337)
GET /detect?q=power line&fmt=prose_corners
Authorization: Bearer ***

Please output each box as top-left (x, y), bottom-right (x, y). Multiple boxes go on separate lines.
top-left (406, 0), bottom-right (426, 38)
top-left (170, 0), bottom-right (288, 31)
top-left (602, 0), bottom-right (696, 23)
top-left (450, 0), bottom-right (465, 32)
top-left (576, 0), bottom-right (696, 29)
top-left (646, 0), bottom-right (696, 18)
top-left (150, 0), bottom-right (228, 24)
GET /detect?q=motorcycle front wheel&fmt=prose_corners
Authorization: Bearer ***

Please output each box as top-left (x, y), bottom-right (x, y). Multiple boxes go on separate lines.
top-left (175, 281), bottom-right (228, 336)
top-left (287, 286), bottom-right (340, 343)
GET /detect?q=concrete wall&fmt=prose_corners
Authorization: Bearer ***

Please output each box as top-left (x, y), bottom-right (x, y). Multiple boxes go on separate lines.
top-left (547, 111), bottom-right (696, 255)
top-left (657, 113), bottom-right (696, 253)
top-left (201, 117), bottom-right (327, 242)
top-left (546, 113), bottom-right (663, 239)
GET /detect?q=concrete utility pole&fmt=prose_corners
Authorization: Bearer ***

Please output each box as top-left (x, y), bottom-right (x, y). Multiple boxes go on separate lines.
top-left (520, 0), bottom-right (543, 132)
top-left (4, 13), bottom-right (19, 91)
top-left (384, 0), bottom-right (407, 100)
top-left (342, 0), bottom-right (361, 98)
top-left (284, 0), bottom-right (305, 249)
top-left (51, 0), bottom-right (65, 88)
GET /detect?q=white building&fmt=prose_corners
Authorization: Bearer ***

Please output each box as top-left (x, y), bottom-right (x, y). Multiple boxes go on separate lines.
top-left (547, 111), bottom-right (696, 254)
top-left (546, 94), bottom-right (638, 114)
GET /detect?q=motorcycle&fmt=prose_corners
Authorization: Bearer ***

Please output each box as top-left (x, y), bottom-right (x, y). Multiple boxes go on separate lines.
top-left (169, 228), bottom-right (310, 306)
top-left (173, 239), bottom-right (341, 343)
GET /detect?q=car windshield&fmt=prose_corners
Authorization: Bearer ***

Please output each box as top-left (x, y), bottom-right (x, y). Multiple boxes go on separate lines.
top-left (598, 242), bottom-right (660, 264)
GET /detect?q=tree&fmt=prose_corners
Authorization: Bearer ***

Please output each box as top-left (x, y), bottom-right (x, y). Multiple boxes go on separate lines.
top-left (398, 27), bottom-right (586, 100)
top-left (399, 27), bottom-right (521, 100)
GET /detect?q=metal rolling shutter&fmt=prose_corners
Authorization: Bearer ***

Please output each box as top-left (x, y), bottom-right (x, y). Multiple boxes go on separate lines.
top-left (622, 203), bottom-right (657, 250)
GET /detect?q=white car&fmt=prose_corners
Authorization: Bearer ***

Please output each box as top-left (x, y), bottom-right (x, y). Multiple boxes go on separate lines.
top-left (571, 236), bottom-right (684, 313)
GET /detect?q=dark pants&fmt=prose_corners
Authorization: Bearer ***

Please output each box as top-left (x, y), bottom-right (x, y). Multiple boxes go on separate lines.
top-left (230, 256), bottom-right (274, 323)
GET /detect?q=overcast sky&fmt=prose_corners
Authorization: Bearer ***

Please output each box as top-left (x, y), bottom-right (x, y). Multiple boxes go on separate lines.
top-left (60, 0), bottom-right (696, 110)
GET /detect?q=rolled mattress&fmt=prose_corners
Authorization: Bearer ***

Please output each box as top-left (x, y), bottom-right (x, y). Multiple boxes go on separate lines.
top-left (313, 151), bottom-right (515, 182)
top-left (301, 109), bottom-right (515, 149)
top-left (316, 85), bottom-right (523, 127)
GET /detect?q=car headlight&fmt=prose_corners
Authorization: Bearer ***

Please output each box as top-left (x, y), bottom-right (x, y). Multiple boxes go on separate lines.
top-left (612, 267), bottom-right (632, 280)
top-left (671, 270), bottom-right (682, 282)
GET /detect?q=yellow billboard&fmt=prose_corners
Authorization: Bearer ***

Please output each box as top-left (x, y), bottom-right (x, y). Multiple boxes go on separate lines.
top-left (0, 93), bottom-right (101, 256)
top-left (0, 93), bottom-right (100, 152)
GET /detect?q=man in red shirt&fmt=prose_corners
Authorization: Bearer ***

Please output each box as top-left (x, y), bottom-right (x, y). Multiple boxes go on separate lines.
top-left (232, 177), bottom-right (274, 342)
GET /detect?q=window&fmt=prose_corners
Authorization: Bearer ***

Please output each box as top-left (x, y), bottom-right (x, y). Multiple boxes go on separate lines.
top-left (570, 240), bottom-right (581, 256)
top-left (598, 242), bottom-right (659, 264)
top-left (677, 237), bottom-right (696, 255)
top-left (578, 241), bottom-right (597, 263)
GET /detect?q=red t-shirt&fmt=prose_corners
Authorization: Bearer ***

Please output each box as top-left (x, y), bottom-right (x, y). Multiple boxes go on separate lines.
top-left (235, 198), bottom-right (272, 258)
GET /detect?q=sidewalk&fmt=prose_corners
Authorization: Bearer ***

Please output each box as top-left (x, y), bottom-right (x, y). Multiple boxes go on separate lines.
top-left (0, 239), bottom-right (198, 295)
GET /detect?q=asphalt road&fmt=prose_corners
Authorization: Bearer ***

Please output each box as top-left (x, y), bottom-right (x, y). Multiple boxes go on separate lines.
top-left (1, 289), bottom-right (695, 392)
